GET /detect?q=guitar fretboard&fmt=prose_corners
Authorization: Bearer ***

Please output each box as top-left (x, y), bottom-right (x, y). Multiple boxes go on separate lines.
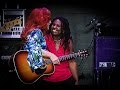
top-left (44, 49), bottom-right (88, 64)
top-left (59, 53), bottom-right (79, 61)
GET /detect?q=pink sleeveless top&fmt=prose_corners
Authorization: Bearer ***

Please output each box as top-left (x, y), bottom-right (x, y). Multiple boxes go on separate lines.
top-left (43, 34), bottom-right (72, 82)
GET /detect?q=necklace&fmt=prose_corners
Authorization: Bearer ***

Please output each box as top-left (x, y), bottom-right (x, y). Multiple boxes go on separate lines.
top-left (54, 39), bottom-right (61, 42)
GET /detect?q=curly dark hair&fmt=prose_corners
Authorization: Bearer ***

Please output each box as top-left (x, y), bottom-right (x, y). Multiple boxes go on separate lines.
top-left (48, 16), bottom-right (72, 52)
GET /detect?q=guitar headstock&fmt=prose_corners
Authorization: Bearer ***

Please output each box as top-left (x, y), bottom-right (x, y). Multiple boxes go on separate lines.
top-left (77, 49), bottom-right (89, 59)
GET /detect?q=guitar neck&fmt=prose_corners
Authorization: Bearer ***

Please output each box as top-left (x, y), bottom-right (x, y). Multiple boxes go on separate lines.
top-left (58, 53), bottom-right (79, 62)
top-left (46, 49), bottom-right (88, 64)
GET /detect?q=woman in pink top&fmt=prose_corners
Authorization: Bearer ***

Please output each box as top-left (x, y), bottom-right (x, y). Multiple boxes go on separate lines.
top-left (42, 16), bottom-right (79, 88)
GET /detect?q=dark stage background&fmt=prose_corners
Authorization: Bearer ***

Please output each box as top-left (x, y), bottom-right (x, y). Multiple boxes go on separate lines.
top-left (0, 0), bottom-right (120, 88)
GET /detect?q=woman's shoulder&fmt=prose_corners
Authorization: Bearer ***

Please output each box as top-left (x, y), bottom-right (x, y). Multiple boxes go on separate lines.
top-left (29, 28), bottom-right (43, 36)
top-left (32, 28), bottom-right (42, 33)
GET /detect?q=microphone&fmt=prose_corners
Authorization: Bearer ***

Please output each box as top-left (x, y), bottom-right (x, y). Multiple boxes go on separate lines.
top-left (86, 18), bottom-right (96, 27)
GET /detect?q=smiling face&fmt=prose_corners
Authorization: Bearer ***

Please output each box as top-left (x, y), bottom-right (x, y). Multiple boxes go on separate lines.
top-left (51, 19), bottom-right (62, 36)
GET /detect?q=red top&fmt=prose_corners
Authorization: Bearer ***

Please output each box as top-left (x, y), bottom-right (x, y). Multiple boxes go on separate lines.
top-left (43, 34), bottom-right (72, 82)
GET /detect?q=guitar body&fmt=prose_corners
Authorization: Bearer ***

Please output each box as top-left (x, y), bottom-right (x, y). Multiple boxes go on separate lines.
top-left (13, 50), bottom-right (54, 84)
top-left (13, 49), bottom-right (88, 84)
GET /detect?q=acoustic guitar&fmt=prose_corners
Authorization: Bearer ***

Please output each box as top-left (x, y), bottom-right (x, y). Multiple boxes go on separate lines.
top-left (13, 49), bottom-right (89, 84)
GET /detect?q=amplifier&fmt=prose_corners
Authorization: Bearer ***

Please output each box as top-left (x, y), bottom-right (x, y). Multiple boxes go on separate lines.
top-left (95, 36), bottom-right (120, 70)
top-left (0, 38), bottom-right (22, 72)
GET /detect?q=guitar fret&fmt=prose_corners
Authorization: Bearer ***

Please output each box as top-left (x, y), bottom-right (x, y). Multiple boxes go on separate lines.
top-left (59, 50), bottom-right (88, 62)
top-left (59, 53), bottom-right (77, 61)
top-left (45, 49), bottom-right (88, 64)
top-left (75, 53), bottom-right (78, 57)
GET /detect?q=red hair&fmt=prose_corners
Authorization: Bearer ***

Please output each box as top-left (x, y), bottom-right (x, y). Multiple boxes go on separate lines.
top-left (21, 7), bottom-right (51, 40)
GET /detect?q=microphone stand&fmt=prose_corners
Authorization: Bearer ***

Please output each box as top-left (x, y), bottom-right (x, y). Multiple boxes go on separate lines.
top-left (92, 20), bottom-right (102, 88)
